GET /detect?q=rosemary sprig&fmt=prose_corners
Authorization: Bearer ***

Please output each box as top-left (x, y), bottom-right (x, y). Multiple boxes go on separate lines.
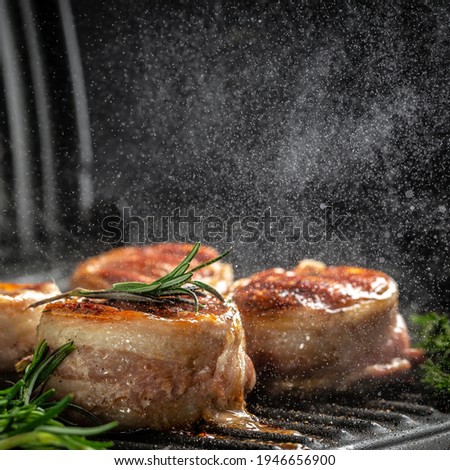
top-left (0, 340), bottom-right (117, 449)
top-left (29, 243), bottom-right (231, 312)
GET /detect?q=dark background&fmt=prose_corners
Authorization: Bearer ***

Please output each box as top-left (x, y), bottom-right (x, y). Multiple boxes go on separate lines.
top-left (1, 0), bottom-right (449, 314)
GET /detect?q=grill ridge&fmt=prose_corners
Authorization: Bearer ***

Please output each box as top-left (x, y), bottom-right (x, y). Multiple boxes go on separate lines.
top-left (108, 393), bottom-right (450, 450)
top-left (1, 268), bottom-right (449, 450)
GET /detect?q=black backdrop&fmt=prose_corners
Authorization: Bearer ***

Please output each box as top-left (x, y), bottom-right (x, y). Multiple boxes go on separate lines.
top-left (1, 0), bottom-right (450, 314)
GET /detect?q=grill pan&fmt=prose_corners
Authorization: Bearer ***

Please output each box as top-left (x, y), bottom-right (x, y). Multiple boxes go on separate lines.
top-left (1, 369), bottom-right (450, 450)
top-left (1, 0), bottom-right (450, 451)
top-left (2, 265), bottom-right (450, 451)
top-left (96, 387), bottom-right (450, 450)
top-left (111, 400), bottom-right (450, 450)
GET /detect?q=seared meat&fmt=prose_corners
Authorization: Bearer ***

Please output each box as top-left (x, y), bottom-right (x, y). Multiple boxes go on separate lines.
top-left (71, 242), bottom-right (233, 294)
top-left (37, 296), bottom-right (255, 430)
top-left (231, 260), bottom-right (422, 393)
top-left (0, 282), bottom-right (61, 372)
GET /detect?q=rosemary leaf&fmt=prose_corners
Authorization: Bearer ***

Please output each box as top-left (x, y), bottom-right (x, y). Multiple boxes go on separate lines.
top-left (191, 280), bottom-right (224, 302)
top-left (28, 243), bottom-right (231, 312)
top-left (0, 340), bottom-right (117, 449)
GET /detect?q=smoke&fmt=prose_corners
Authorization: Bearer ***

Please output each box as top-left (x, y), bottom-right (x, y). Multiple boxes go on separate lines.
top-left (70, 0), bottom-right (450, 311)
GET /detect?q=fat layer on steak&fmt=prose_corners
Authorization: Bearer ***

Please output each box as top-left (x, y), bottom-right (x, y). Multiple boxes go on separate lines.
top-left (37, 297), bottom-right (255, 430)
top-left (231, 260), bottom-right (422, 393)
top-left (0, 282), bottom-right (61, 372)
top-left (71, 242), bottom-right (233, 294)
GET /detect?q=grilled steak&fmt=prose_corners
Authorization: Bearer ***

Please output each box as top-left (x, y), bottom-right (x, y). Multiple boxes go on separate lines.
top-left (0, 282), bottom-right (61, 372)
top-left (231, 260), bottom-right (422, 393)
top-left (37, 296), bottom-right (255, 430)
top-left (71, 243), bottom-right (233, 294)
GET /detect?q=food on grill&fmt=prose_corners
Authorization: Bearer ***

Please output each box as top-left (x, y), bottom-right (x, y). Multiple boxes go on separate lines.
top-left (231, 260), bottom-right (422, 393)
top-left (0, 340), bottom-right (117, 450)
top-left (71, 242), bottom-right (233, 294)
top-left (0, 282), bottom-right (61, 372)
top-left (36, 296), bottom-right (256, 430)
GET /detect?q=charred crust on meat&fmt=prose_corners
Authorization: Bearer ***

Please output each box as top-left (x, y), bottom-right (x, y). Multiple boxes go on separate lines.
top-left (232, 265), bottom-right (398, 314)
top-left (71, 242), bottom-right (233, 293)
top-left (43, 296), bottom-right (236, 322)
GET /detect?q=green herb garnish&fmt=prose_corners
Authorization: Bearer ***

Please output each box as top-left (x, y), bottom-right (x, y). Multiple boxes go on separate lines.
top-left (0, 340), bottom-right (117, 449)
top-left (29, 243), bottom-right (231, 312)
top-left (412, 312), bottom-right (450, 396)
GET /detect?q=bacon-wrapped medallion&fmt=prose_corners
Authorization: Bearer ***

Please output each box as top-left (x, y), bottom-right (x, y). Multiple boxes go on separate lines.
top-left (36, 296), bottom-right (255, 430)
top-left (71, 243), bottom-right (233, 294)
top-left (231, 260), bottom-right (422, 393)
top-left (0, 282), bottom-right (61, 372)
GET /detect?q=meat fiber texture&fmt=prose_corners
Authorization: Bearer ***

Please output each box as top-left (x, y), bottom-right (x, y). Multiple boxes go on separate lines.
top-left (0, 282), bottom-right (61, 372)
top-left (37, 297), bottom-right (255, 430)
top-left (231, 260), bottom-right (422, 393)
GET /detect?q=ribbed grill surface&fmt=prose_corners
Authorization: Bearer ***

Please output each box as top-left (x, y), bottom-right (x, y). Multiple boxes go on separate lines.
top-left (1, 343), bottom-right (450, 450)
top-left (110, 391), bottom-right (450, 450)
top-left (2, 266), bottom-right (450, 450)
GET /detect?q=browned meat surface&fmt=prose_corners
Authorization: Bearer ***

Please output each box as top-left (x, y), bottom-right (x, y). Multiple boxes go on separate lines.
top-left (231, 260), bottom-right (422, 393)
top-left (0, 282), bottom-right (61, 372)
top-left (71, 242), bottom-right (233, 294)
top-left (37, 296), bottom-right (255, 430)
